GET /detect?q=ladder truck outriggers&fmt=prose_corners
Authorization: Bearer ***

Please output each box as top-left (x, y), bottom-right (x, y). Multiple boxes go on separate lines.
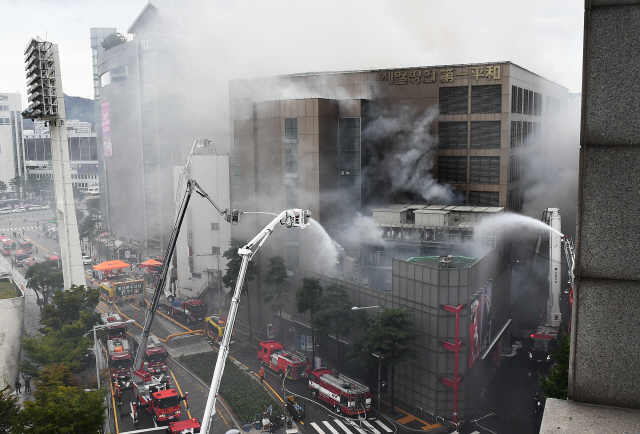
top-left (530, 207), bottom-right (576, 362)
top-left (199, 208), bottom-right (312, 434)
top-left (130, 178), bottom-right (241, 429)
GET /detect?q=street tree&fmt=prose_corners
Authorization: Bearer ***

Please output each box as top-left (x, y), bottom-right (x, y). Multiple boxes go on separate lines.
top-left (0, 385), bottom-right (21, 434)
top-left (313, 284), bottom-right (354, 372)
top-left (347, 307), bottom-right (420, 413)
top-left (39, 284), bottom-right (100, 331)
top-left (0, 181), bottom-right (7, 199)
top-left (101, 32), bottom-right (127, 51)
top-left (295, 277), bottom-right (323, 364)
top-left (25, 260), bottom-right (64, 306)
top-left (262, 256), bottom-right (289, 342)
top-left (539, 332), bottom-right (570, 399)
top-left (9, 175), bottom-right (23, 199)
top-left (85, 198), bottom-right (101, 218)
top-left (222, 238), bottom-right (258, 339)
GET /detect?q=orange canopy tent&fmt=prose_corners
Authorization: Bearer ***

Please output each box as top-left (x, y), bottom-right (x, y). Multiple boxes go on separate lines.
top-left (139, 258), bottom-right (162, 267)
top-left (93, 260), bottom-right (131, 271)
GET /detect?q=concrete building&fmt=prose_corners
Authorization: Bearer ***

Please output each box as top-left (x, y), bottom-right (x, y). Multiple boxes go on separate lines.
top-left (23, 120), bottom-right (99, 191)
top-left (96, 3), bottom-right (216, 254)
top-left (0, 93), bottom-right (25, 188)
top-left (174, 151), bottom-right (231, 312)
top-left (0, 274), bottom-right (24, 391)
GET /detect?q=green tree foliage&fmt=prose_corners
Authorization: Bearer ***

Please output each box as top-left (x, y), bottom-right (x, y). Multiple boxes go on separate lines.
top-left (25, 260), bottom-right (64, 305)
top-left (347, 307), bottom-right (420, 412)
top-left (40, 284), bottom-right (100, 331)
top-left (0, 385), bottom-right (20, 434)
top-left (539, 332), bottom-right (570, 399)
top-left (0, 181), bottom-right (7, 198)
top-left (313, 284), bottom-right (354, 372)
top-left (85, 198), bottom-right (101, 218)
top-left (262, 256), bottom-right (289, 341)
top-left (100, 32), bottom-right (127, 51)
top-left (222, 238), bottom-right (258, 339)
top-left (295, 277), bottom-right (323, 363)
top-left (9, 175), bottom-right (24, 199)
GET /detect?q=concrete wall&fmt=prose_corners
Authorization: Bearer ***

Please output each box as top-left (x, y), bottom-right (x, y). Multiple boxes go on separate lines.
top-left (0, 278), bottom-right (24, 391)
top-left (570, 0), bottom-right (640, 410)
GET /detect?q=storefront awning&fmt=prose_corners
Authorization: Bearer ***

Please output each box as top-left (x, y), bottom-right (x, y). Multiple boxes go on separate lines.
top-left (93, 260), bottom-right (131, 271)
top-left (481, 319), bottom-right (512, 360)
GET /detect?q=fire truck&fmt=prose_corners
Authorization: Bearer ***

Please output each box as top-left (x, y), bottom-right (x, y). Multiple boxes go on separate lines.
top-left (203, 315), bottom-right (229, 344)
top-left (142, 335), bottom-right (168, 374)
top-left (107, 338), bottom-right (133, 379)
top-left (168, 418), bottom-right (201, 434)
top-left (131, 369), bottom-right (188, 424)
top-left (18, 240), bottom-right (32, 255)
top-left (308, 368), bottom-right (371, 416)
top-left (257, 341), bottom-right (311, 380)
top-left (0, 237), bottom-right (14, 256)
top-left (161, 299), bottom-right (208, 325)
top-left (100, 313), bottom-right (127, 341)
top-left (529, 333), bottom-right (555, 362)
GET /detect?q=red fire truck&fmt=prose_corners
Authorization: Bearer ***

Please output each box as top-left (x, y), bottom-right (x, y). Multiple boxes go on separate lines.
top-left (161, 299), bottom-right (208, 325)
top-left (308, 368), bottom-right (371, 416)
top-left (107, 338), bottom-right (133, 379)
top-left (131, 370), bottom-right (188, 424)
top-left (257, 341), bottom-right (311, 380)
top-left (1, 238), bottom-right (14, 256)
top-left (100, 313), bottom-right (127, 341)
top-left (168, 418), bottom-right (201, 433)
top-left (142, 335), bottom-right (168, 374)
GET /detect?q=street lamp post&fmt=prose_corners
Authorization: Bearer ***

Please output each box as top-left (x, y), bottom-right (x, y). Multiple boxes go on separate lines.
top-left (352, 305), bottom-right (383, 410)
top-left (91, 319), bottom-right (135, 389)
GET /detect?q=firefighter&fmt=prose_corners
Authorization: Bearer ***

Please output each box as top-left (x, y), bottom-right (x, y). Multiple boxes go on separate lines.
top-left (259, 366), bottom-right (265, 383)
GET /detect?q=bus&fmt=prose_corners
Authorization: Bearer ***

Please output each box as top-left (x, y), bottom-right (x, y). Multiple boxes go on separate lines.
top-left (203, 315), bottom-right (230, 344)
top-left (1, 238), bottom-right (15, 256)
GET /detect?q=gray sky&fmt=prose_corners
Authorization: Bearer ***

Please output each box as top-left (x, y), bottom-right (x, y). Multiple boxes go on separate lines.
top-left (2, 0), bottom-right (584, 108)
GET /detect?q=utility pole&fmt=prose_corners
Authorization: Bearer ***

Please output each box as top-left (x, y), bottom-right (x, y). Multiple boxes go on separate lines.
top-left (22, 38), bottom-right (84, 288)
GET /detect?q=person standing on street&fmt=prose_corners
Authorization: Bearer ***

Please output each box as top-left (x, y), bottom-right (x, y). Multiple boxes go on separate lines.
top-left (24, 375), bottom-right (31, 394)
top-left (14, 377), bottom-right (21, 394)
top-left (259, 366), bottom-right (265, 383)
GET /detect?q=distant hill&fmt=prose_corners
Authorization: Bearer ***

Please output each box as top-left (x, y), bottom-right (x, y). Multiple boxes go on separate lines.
top-left (22, 94), bottom-right (95, 131)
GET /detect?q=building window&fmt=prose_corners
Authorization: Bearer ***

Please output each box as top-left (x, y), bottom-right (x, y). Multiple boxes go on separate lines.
top-left (285, 118), bottom-right (298, 176)
top-left (211, 246), bottom-right (220, 255)
top-left (211, 223), bottom-right (219, 231)
top-left (508, 187), bottom-right (522, 212)
top-left (338, 117), bottom-right (361, 204)
top-left (471, 85), bottom-right (502, 114)
top-left (469, 191), bottom-right (499, 207)
top-left (470, 121), bottom-right (501, 149)
top-left (470, 156), bottom-right (500, 184)
top-left (438, 122), bottom-right (467, 149)
top-left (439, 86), bottom-right (468, 114)
top-left (438, 156), bottom-right (467, 184)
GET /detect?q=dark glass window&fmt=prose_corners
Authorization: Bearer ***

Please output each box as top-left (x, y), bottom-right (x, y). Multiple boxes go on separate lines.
top-left (469, 191), bottom-right (499, 207)
top-left (439, 86), bottom-right (468, 114)
top-left (285, 118), bottom-right (298, 139)
top-left (471, 85), bottom-right (502, 114)
top-left (438, 156), bottom-right (467, 184)
top-left (470, 121), bottom-right (501, 149)
top-left (285, 118), bottom-right (298, 174)
top-left (470, 156), bottom-right (500, 184)
top-left (438, 122), bottom-right (467, 149)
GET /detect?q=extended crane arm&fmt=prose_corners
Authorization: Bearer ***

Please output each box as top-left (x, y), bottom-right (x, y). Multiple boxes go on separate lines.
top-left (133, 179), bottom-right (238, 371)
top-left (200, 209), bottom-right (311, 434)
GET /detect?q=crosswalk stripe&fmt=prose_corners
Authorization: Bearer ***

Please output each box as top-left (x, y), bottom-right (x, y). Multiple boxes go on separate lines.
top-left (323, 421), bottom-right (341, 434)
top-left (310, 422), bottom-right (327, 434)
top-left (362, 420), bottom-right (381, 434)
top-left (375, 420), bottom-right (393, 432)
top-left (334, 419), bottom-right (357, 433)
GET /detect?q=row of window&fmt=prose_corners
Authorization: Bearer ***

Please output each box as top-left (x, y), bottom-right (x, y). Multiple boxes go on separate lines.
top-left (438, 156), bottom-right (501, 185)
top-left (440, 85), bottom-right (502, 115)
top-left (285, 118), bottom-right (298, 175)
top-left (0, 118), bottom-right (11, 125)
top-left (511, 86), bottom-right (542, 116)
top-left (439, 121), bottom-right (501, 149)
top-left (0, 105), bottom-right (9, 112)
top-left (508, 187), bottom-right (522, 212)
top-left (508, 153), bottom-right (533, 182)
top-left (510, 121), bottom-right (541, 148)
top-left (71, 174), bottom-right (97, 180)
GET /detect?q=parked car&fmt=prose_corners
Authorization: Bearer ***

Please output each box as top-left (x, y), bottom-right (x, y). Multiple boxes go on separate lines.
top-left (41, 204), bottom-right (51, 209)
top-left (82, 254), bottom-right (92, 265)
top-left (45, 253), bottom-right (59, 261)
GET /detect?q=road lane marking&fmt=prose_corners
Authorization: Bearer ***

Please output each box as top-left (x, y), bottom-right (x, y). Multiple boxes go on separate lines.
top-left (334, 419), bottom-right (355, 433)
top-left (362, 420), bottom-right (381, 433)
top-left (321, 421), bottom-right (340, 434)
top-left (375, 420), bottom-right (393, 432)
top-left (310, 422), bottom-right (326, 434)
top-left (169, 369), bottom-right (192, 419)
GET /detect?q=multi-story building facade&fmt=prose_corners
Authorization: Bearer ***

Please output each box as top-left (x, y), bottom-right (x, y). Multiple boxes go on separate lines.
top-left (23, 120), bottom-right (99, 190)
top-left (0, 93), bottom-right (25, 188)
top-left (90, 27), bottom-right (116, 229)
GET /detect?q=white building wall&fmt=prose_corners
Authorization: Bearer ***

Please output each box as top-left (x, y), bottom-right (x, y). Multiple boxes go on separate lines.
top-left (174, 155), bottom-right (230, 306)
top-left (0, 278), bottom-right (24, 391)
top-left (0, 93), bottom-right (21, 186)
